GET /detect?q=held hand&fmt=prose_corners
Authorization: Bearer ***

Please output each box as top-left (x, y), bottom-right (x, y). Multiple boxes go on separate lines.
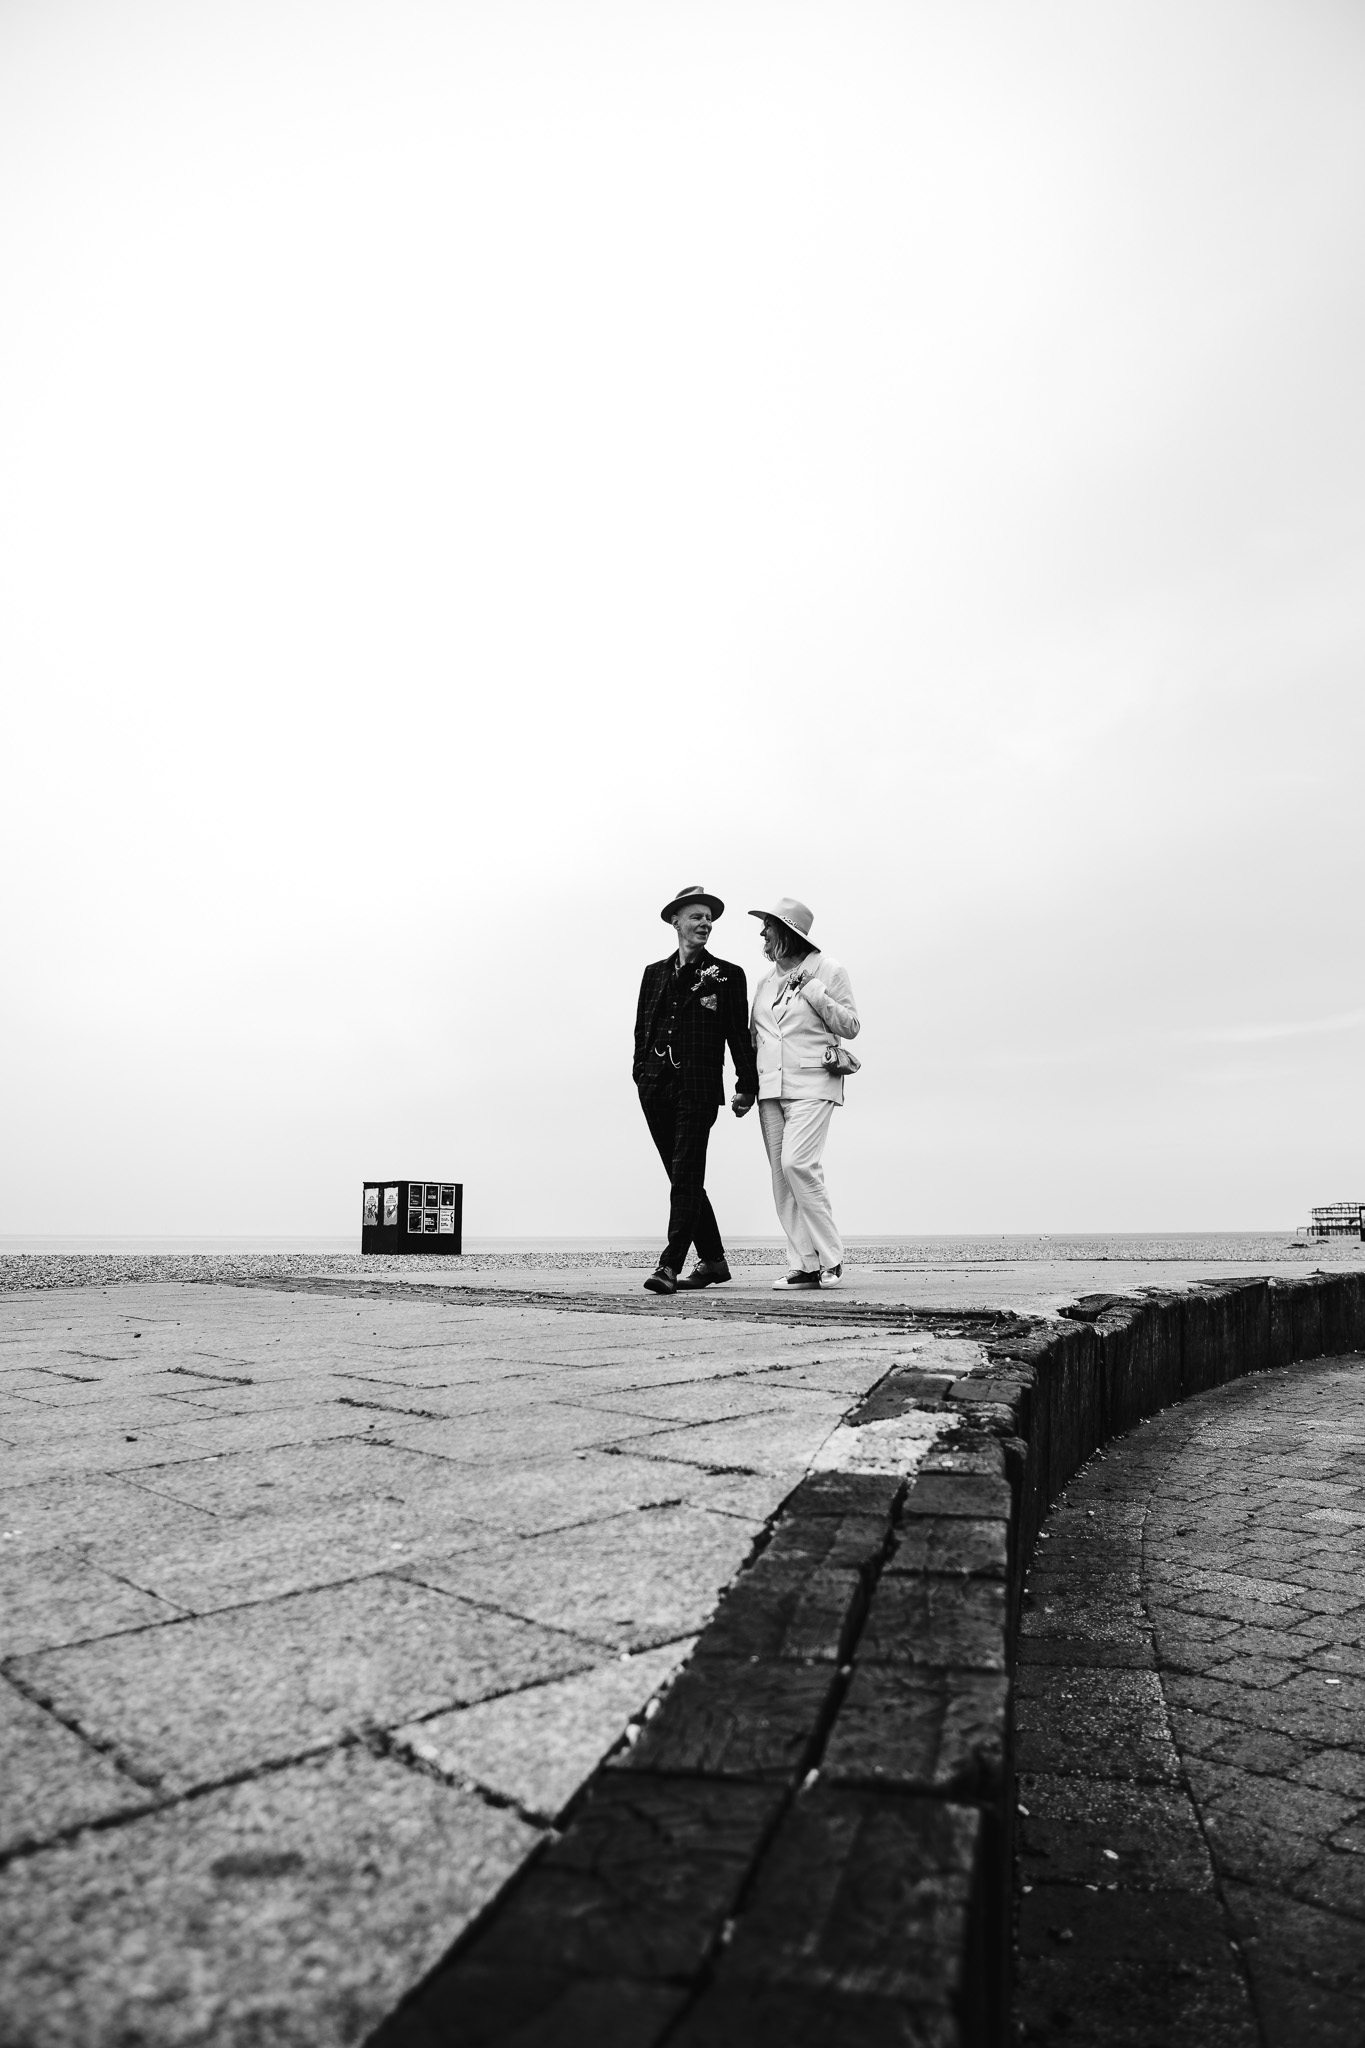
top-left (731, 1093), bottom-right (755, 1117)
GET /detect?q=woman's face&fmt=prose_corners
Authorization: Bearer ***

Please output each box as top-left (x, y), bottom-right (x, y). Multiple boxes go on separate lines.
top-left (761, 918), bottom-right (788, 963)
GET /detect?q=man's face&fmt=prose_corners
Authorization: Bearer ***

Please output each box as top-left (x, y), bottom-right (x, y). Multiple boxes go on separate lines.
top-left (674, 902), bottom-right (713, 950)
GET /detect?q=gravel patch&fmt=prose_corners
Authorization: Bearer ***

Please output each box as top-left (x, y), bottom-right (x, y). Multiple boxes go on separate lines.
top-left (0, 1236), bottom-right (1351, 1297)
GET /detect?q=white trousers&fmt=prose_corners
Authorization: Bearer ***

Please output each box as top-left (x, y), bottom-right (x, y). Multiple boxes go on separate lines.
top-left (759, 1096), bottom-right (843, 1273)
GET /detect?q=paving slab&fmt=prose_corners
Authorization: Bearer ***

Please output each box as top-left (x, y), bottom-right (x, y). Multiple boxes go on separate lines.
top-left (2, 1405), bottom-right (379, 1487)
top-left (14, 1573), bottom-right (600, 1792)
top-left (393, 1641), bottom-right (690, 1821)
top-left (0, 1678), bottom-right (152, 1853)
top-left (371, 1443), bottom-right (788, 1536)
top-left (94, 1500), bottom-right (493, 1616)
top-left (612, 1407), bottom-right (852, 1476)
top-left (124, 1434), bottom-right (476, 1519)
top-left (400, 1503), bottom-right (756, 1651)
top-left (0, 1393), bottom-right (222, 1442)
top-left (379, 1400), bottom-right (666, 1464)
top-left (1, 1545), bottom-right (183, 1656)
top-left (0, 1471), bottom-right (218, 1556)
top-left (0, 1746), bottom-right (537, 2048)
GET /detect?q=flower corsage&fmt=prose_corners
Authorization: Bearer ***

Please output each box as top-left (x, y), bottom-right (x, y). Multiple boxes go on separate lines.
top-left (692, 962), bottom-right (726, 1010)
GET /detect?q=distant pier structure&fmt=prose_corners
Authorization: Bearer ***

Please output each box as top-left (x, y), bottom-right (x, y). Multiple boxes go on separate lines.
top-left (1307, 1202), bottom-right (1365, 1239)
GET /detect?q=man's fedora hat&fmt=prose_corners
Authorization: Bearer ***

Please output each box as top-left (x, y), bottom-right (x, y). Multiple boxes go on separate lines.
top-left (749, 896), bottom-right (815, 942)
top-left (660, 884), bottom-right (725, 923)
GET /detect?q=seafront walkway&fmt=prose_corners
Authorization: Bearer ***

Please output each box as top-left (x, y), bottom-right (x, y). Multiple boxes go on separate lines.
top-left (1015, 1351), bottom-right (1365, 2047)
top-left (1, 1242), bottom-right (1362, 2043)
top-left (0, 1265), bottom-right (949, 2044)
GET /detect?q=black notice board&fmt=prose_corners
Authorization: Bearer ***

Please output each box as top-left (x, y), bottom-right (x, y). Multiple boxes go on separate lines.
top-left (361, 1180), bottom-right (463, 1256)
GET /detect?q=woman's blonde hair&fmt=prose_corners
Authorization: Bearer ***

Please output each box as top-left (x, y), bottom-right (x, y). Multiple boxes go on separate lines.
top-left (762, 919), bottom-right (817, 965)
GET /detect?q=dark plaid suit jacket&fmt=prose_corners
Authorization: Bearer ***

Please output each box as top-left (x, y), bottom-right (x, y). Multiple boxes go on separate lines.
top-left (633, 950), bottom-right (760, 1108)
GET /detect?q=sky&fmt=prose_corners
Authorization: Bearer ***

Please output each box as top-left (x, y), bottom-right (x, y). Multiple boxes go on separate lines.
top-left (2, 0), bottom-right (1363, 1239)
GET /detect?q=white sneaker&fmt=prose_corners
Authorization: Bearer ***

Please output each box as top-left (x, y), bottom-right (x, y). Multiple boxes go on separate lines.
top-left (818, 1264), bottom-right (843, 1288)
top-left (772, 1270), bottom-right (820, 1290)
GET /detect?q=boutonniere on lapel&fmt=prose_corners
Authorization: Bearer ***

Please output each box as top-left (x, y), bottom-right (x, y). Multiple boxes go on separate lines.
top-left (691, 962), bottom-right (726, 1010)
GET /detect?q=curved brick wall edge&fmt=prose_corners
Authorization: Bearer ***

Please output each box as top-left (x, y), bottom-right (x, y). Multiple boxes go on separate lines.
top-left (367, 1271), bottom-right (1365, 2048)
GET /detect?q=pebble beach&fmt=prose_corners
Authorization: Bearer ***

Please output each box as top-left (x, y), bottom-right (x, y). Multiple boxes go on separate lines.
top-left (0, 1231), bottom-right (1354, 1298)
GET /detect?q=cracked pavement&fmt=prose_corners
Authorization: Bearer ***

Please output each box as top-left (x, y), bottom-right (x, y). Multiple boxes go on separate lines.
top-left (0, 1278), bottom-right (934, 2045)
top-left (1014, 1352), bottom-right (1365, 2047)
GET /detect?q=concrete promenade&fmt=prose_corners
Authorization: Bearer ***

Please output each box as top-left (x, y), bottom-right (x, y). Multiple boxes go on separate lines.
top-left (2, 1243), bottom-right (1362, 2044)
top-left (0, 1271), bottom-right (940, 2044)
top-left (1015, 1353), bottom-right (1365, 2045)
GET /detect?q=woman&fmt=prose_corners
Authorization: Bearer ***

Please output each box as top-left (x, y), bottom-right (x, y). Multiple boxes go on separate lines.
top-left (746, 896), bottom-right (859, 1289)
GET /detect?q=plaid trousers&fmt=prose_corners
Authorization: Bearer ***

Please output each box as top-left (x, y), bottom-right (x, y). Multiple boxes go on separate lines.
top-left (639, 1083), bottom-right (723, 1273)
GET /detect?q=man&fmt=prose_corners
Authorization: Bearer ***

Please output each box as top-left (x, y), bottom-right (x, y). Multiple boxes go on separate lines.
top-left (633, 885), bottom-right (759, 1295)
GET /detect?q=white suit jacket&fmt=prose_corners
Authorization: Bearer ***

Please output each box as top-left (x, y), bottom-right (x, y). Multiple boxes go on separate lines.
top-left (751, 952), bottom-right (860, 1104)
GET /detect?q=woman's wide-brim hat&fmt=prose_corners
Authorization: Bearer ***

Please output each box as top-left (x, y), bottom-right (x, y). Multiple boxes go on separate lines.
top-left (749, 896), bottom-right (815, 941)
top-left (660, 884), bottom-right (725, 923)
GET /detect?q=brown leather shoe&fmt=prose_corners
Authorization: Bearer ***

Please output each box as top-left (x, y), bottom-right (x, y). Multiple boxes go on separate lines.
top-left (677, 1259), bottom-right (732, 1289)
top-left (643, 1265), bottom-right (678, 1295)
